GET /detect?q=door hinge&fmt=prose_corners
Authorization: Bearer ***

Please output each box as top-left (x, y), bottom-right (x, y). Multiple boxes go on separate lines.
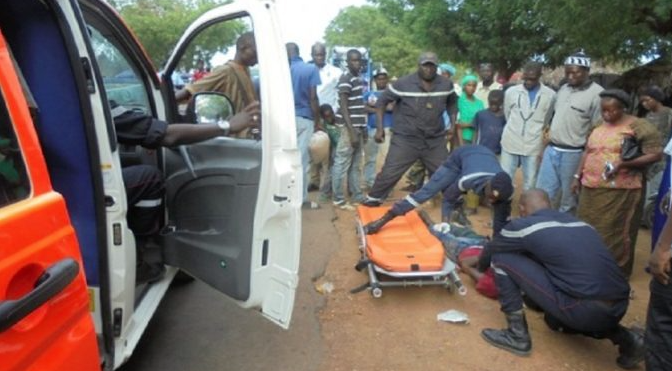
top-left (113, 308), bottom-right (122, 337)
top-left (80, 57), bottom-right (96, 94)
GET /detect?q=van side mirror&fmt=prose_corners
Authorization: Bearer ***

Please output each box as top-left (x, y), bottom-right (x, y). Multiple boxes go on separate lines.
top-left (187, 92), bottom-right (234, 124)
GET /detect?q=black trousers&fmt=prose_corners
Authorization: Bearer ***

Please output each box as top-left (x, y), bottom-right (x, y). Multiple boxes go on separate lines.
top-left (646, 279), bottom-right (672, 370)
top-left (492, 252), bottom-right (627, 334)
top-left (122, 165), bottom-right (164, 239)
top-left (368, 133), bottom-right (448, 200)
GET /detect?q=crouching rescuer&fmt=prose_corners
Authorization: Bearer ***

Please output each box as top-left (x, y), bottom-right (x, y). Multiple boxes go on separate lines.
top-left (479, 189), bottom-right (644, 369)
top-left (363, 145), bottom-right (514, 235)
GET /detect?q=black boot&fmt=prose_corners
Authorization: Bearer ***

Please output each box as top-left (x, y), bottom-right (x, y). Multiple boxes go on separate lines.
top-left (607, 326), bottom-right (645, 369)
top-left (363, 211), bottom-right (396, 234)
top-left (481, 311), bottom-right (532, 356)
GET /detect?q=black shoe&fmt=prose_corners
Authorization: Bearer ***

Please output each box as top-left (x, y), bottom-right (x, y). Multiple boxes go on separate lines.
top-left (361, 198), bottom-right (382, 207)
top-left (136, 262), bottom-right (165, 284)
top-left (609, 326), bottom-right (645, 369)
top-left (307, 184), bottom-right (319, 192)
top-left (481, 312), bottom-right (532, 356)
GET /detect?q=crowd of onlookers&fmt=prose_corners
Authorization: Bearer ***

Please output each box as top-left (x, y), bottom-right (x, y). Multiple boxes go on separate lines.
top-left (173, 33), bottom-right (672, 369)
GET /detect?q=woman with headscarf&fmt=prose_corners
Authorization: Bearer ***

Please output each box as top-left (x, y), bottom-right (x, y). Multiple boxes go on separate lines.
top-left (573, 89), bottom-right (662, 278)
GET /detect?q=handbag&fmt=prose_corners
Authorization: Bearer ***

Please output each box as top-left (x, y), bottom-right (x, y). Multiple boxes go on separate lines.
top-left (621, 135), bottom-right (643, 161)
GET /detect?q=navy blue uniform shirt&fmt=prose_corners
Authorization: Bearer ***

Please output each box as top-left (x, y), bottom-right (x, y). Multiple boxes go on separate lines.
top-left (479, 208), bottom-right (630, 301)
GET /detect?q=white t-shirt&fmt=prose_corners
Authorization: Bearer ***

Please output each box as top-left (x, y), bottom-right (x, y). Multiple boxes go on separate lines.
top-left (316, 63), bottom-right (342, 111)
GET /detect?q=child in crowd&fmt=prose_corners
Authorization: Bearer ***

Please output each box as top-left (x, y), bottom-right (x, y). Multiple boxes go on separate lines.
top-left (473, 90), bottom-right (506, 156)
top-left (318, 104), bottom-right (340, 203)
top-left (455, 75), bottom-right (484, 146)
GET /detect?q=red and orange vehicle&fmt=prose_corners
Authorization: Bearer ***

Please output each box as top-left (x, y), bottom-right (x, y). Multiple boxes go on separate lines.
top-left (0, 1), bottom-right (302, 370)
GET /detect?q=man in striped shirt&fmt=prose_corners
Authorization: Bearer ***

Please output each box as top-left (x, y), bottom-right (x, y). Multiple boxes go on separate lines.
top-left (331, 49), bottom-right (367, 209)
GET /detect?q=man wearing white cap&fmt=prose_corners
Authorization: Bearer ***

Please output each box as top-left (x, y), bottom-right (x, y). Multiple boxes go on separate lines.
top-left (535, 51), bottom-right (603, 213)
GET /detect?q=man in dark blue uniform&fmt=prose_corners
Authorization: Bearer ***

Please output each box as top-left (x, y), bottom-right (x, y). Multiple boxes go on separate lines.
top-left (480, 189), bottom-right (644, 369)
top-left (647, 205), bottom-right (672, 370)
top-left (364, 145), bottom-right (513, 235)
top-left (362, 51), bottom-right (457, 206)
top-left (113, 100), bottom-right (260, 283)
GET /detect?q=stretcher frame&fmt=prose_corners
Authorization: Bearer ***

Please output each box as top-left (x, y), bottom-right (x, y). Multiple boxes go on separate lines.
top-left (354, 211), bottom-right (467, 298)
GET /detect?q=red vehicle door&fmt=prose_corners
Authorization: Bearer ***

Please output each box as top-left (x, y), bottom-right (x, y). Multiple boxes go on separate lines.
top-left (0, 31), bottom-right (99, 371)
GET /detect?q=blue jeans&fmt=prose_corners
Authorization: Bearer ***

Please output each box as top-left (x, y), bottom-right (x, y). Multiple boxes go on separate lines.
top-left (363, 128), bottom-right (379, 188)
top-left (535, 146), bottom-right (582, 213)
top-left (500, 150), bottom-right (539, 191)
top-left (296, 116), bottom-right (314, 202)
top-left (332, 127), bottom-right (364, 203)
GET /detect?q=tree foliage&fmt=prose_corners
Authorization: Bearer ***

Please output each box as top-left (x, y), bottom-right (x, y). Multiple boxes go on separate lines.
top-left (107, 0), bottom-right (245, 70)
top-left (328, 0), bottom-right (672, 80)
top-left (535, 0), bottom-right (672, 64)
top-left (324, 5), bottom-right (422, 77)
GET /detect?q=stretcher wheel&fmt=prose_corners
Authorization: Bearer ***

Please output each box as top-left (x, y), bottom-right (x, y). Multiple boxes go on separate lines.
top-left (371, 287), bottom-right (383, 298)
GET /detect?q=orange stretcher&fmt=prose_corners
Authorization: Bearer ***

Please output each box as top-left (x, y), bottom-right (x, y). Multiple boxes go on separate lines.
top-left (354, 206), bottom-right (467, 298)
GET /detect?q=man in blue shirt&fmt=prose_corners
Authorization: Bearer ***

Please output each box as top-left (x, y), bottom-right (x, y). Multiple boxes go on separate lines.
top-left (362, 67), bottom-right (393, 189)
top-left (287, 42), bottom-right (321, 209)
top-left (480, 189), bottom-right (644, 369)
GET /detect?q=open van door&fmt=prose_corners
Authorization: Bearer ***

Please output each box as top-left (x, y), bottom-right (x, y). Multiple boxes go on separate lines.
top-left (0, 31), bottom-right (99, 371)
top-left (160, 0), bottom-right (301, 328)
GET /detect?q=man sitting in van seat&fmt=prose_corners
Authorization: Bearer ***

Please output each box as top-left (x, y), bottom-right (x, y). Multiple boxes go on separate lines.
top-left (111, 100), bottom-right (260, 283)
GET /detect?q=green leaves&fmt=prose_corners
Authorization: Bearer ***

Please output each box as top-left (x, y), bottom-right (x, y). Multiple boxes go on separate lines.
top-left (111, 0), bottom-right (241, 69)
top-left (330, 0), bottom-right (672, 80)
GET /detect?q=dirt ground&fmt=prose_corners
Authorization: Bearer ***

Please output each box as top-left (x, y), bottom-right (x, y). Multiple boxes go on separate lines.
top-left (315, 183), bottom-right (651, 371)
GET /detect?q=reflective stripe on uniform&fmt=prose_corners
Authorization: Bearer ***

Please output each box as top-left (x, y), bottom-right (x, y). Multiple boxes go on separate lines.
top-left (388, 83), bottom-right (454, 98)
top-left (458, 172), bottom-right (495, 191)
top-left (501, 221), bottom-right (592, 239)
top-left (134, 198), bottom-right (162, 208)
top-left (404, 195), bottom-right (420, 208)
top-left (491, 265), bottom-right (508, 275)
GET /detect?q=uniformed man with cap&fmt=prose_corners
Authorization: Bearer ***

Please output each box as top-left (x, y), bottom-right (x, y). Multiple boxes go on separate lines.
top-left (362, 51), bottom-right (458, 206)
top-left (535, 50), bottom-right (603, 213)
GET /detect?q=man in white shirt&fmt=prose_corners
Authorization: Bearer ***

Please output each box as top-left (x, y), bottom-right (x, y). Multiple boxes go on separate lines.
top-left (500, 62), bottom-right (556, 190)
top-left (311, 43), bottom-right (342, 111)
top-left (475, 62), bottom-right (502, 108)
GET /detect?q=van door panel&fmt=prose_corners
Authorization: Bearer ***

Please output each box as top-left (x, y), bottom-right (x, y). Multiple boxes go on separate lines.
top-left (163, 139), bottom-right (260, 301)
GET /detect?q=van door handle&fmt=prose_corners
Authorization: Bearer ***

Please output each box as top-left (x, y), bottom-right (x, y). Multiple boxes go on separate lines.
top-left (178, 145), bottom-right (197, 179)
top-left (0, 259), bottom-right (79, 333)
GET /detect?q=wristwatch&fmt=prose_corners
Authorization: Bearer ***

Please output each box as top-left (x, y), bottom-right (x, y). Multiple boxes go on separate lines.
top-left (217, 119), bottom-right (230, 135)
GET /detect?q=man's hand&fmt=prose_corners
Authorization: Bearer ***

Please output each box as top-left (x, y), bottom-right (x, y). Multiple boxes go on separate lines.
top-left (374, 128), bottom-right (385, 143)
top-left (571, 178), bottom-right (581, 194)
top-left (650, 244), bottom-right (672, 285)
top-left (229, 101), bottom-right (261, 133)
